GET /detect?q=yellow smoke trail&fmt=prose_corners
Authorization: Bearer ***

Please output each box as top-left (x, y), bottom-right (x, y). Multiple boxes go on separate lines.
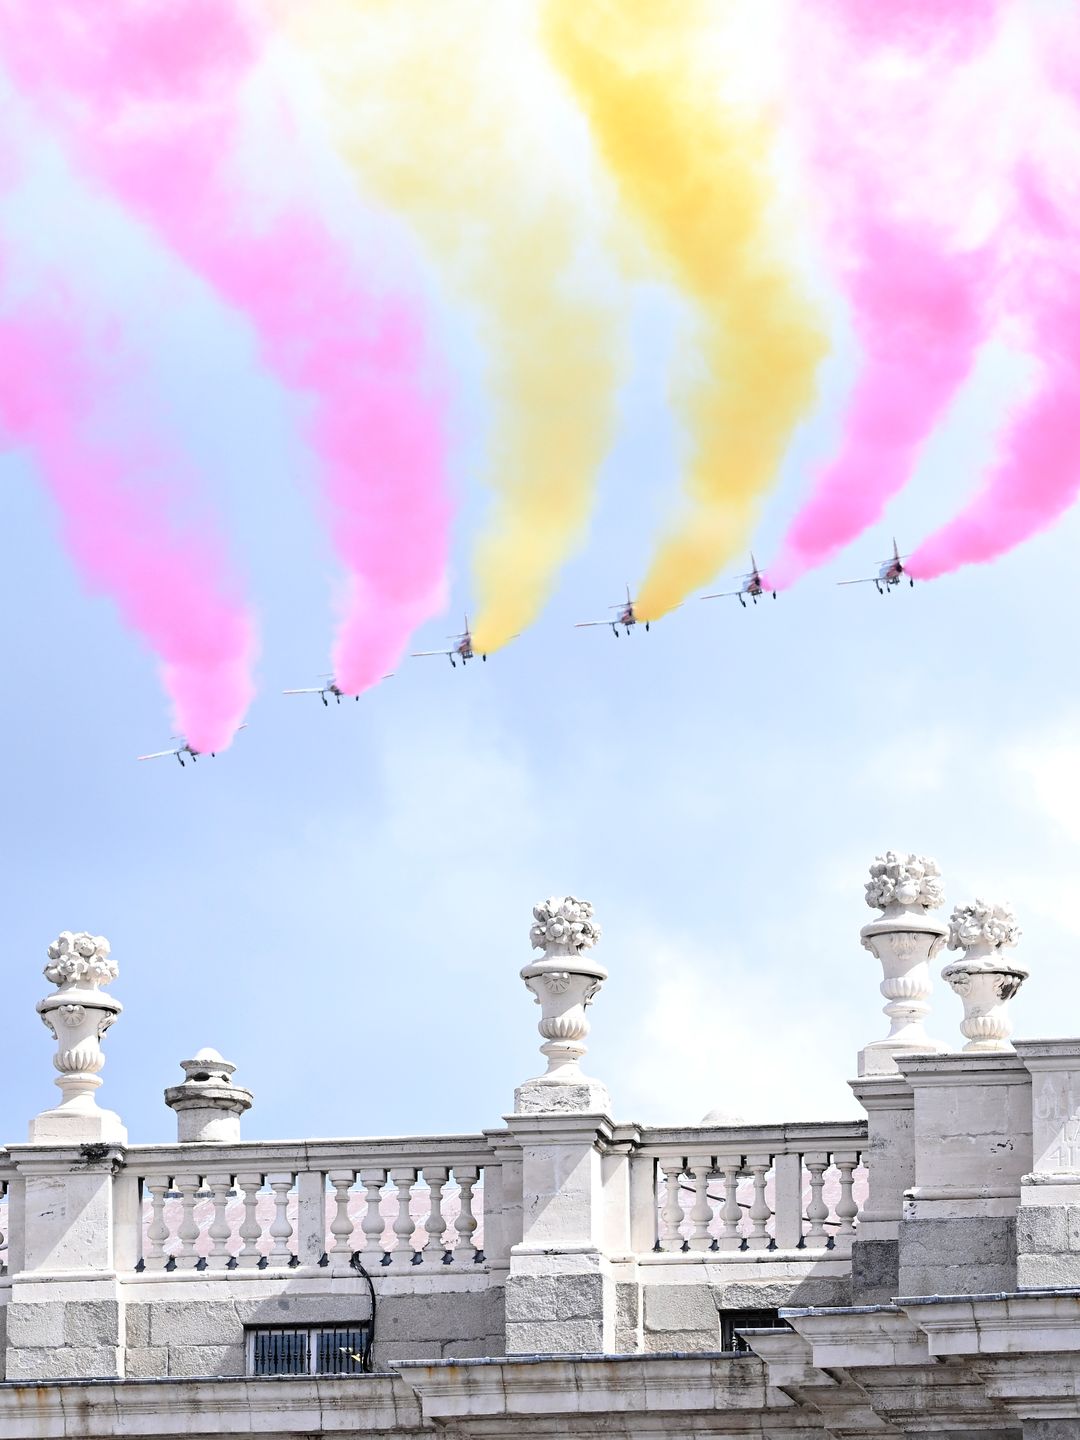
top-left (287, 0), bottom-right (623, 652)
top-left (544, 0), bottom-right (826, 620)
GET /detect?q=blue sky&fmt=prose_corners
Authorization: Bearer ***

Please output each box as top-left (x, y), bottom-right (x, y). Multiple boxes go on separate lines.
top-left (3, 50), bottom-right (1079, 1149)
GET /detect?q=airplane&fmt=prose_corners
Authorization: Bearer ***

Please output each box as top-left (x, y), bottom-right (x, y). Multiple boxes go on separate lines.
top-left (701, 554), bottom-right (775, 608)
top-left (283, 676), bottom-right (358, 706)
top-left (137, 726), bottom-right (247, 768)
top-left (575, 586), bottom-right (649, 637)
top-left (838, 538), bottom-right (914, 594)
top-left (411, 617), bottom-right (485, 667)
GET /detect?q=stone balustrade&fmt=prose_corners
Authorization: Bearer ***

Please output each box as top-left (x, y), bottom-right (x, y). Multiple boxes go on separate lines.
top-left (639, 1122), bottom-right (867, 1257)
top-left (129, 1140), bottom-right (493, 1273)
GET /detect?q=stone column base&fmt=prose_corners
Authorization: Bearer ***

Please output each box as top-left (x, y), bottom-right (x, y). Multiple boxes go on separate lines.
top-left (514, 1078), bottom-right (611, 1115)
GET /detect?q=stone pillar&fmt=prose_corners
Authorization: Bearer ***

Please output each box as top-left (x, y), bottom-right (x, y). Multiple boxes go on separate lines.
top-left (515, 895), bottom-right (609, 1114)
top-left (504, 1112), bottom-right (617, 1355)
top-left (506, 894), bottom-right (616, 1354)
top-left (164, 1047), bottom-right (253, 1142)
top-left (858, 851), bottom-right (949, 1077)
top-left (897, 1051), bottom-right (1032, 1297)
top-left (1014, 1039), bottom-right (1080, 1288)
top-left (941, 899), bottom-right (1027, 1052)
top-left (7, 931), bottom-right (132, 1379)
top-left (849, 1073), bottom-right (914, 1303)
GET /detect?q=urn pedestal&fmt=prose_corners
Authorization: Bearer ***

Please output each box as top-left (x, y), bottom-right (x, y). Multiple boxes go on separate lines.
top-left (858, 903), bottom-right (949, 1076)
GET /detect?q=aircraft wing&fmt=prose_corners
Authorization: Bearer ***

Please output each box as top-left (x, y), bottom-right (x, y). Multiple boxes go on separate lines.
top-left (137, 748), bottom-right (179, 761)
top-left (282, 687), bottom-right (323, 695)
top-left (410, 648), bottom-right (452, 657)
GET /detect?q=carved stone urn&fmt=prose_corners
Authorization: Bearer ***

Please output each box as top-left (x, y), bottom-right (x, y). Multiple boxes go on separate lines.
top-left (32, 931), bottom-right (126, 1142)
top-left (941, 899), bottom-right (1027, 1052)
top-left (515, 895), bottom-right (610, 1114)
top-left (858, 851), bottom-right (949, 1076)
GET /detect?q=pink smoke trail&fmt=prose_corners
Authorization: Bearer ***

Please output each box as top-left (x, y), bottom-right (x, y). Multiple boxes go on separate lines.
top-left (767, 1), bottom-right (1002, 590)
top-left (909, 175), bottom-right (1080, 579)
top-left (0, 0), bottom-right (450, 693)
top-left (0, 303), bottom-right (256, 753)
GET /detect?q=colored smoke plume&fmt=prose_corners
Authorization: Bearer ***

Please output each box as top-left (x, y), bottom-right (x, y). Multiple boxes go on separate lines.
top-left (767, 0), bottom-right (1004, 590)
top-left (909, 182), bottom-right (1080, 579)
top-left (545, 0), bottom-right (825, 621)
top-left (0, 0), bottom-right (450, 694)
top-left (0, 304), bottom-right (255, 753)
top-left (290, 0), bottom-right (623, 653)
top-left (909, 14), bottom-right (1080, 580)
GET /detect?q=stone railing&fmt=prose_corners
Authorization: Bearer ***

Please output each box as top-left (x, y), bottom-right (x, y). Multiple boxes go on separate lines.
top-left (126, 1136), bottom-right (500, 1274)
top-left (0, 1167), bottom-right (9, 1279)
top-left (636, 1121), bottom-right (867, 1257)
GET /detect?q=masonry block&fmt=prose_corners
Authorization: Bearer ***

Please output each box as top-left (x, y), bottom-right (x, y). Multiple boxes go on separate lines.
top-left (166, 1343), bottom-right (245, 1378)
top-left (643, 1285), bottom-right (718, 1336)
top-left (851, 1238), bottom-right (900, 1305)
top-left (148, 1300), bottom-right (241, 1348)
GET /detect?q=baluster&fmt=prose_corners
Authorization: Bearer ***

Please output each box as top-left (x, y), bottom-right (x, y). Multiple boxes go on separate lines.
top-left (423, 1166), bottom-right (449, 1263)
top-left (389, 1167), bottom-right (418, 1264)
top-left (745, 1154), bottom-right (772, 1250)
top-left (143, 1173), bottom-right (172, 1272)
top-left (716, 1156), bottom-right (744, 1251)
top-left (832, 1152), bottom-right (860, 1255)
top-left (328, 1170), bottom-right (357, 1272)
top-left (266, 1172), bottom-right (295, 1267)
top-left (205, 1173), bottom-right (234, 1271)
top-left (658, 1160), bottom-right (687, 1251)
top-left (360, 1168), bottom-right (388, 1261)
top-left (235, 1172), bottom-right (264, 1269)
top-left (687, 1155), bottom-right (714, 1251)
top-left (173, 1172), bottom-right (202, 1270)
top-left (0, 1180), bottom-right (7, 1275)
top-left (452, 1166), bottom-right (479, 1263)
top-left (804, 1155), bottom-right (830, 1248)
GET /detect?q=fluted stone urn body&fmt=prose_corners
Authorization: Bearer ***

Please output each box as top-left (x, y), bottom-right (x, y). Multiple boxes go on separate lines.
top-left (32, 932), bottom-right (126, 1142)
top-left (516, 896), bottom-right (610, 1114)
top-left (859, 852), bottom-right (949, 1076)
top-left (942, 901), bottom-right (1026, 1053)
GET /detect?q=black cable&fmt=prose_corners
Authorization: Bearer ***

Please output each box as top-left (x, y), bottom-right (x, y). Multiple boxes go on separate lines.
top-left (350, 1253), bottom-right (377, 1372)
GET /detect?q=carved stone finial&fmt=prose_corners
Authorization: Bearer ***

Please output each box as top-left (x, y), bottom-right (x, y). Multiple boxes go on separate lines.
top-left (165, 1046), bottom-right (253, 1142)
top-left (517, 893), bottom-right (609, 1115)
top-left (858, 851), bottom-right (948, 1077)
top-left (942, 898), bottom-right (1027, 1053)
top-left (865, 853), bottom-right (945, 913)
top-left (529, 896), bottom-right (601, 957)
top-left (947, 899), bottom-right (1021, 958)
top-left (32, 930), bottom-right (125, 1143)
top-left (44, 931), bottom-right (118, 990)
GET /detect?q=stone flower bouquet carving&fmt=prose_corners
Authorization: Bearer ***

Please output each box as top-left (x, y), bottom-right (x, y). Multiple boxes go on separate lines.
top-left (44, 932), bottom-right (118, 991)
top-left (865, 852), bottom-right (945, 912)
top-left (946, 900), bottom-right (1021, 967)
top-left (530, 896), bottom-right (601, 956)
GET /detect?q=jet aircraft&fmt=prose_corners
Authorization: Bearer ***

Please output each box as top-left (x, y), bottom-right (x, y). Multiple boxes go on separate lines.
top-left (137, 726), bottom-right (247, 768)
top-left (702, 554), bottom-right (775, 607)
top-left (575, 586), bottom-right (649, 637)
top-left (283, 678), bottom-right (358, 706)
top-left (838, 539), bottom-right (914, 594)
top-left (412, 618), bottom-right (485, 667)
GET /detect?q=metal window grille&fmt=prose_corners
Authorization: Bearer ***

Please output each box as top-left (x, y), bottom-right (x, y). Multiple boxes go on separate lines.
top-left (719, 1308), bottom-right (789, 1354)
top-left (248, 1325), bottom-right (370, 1376)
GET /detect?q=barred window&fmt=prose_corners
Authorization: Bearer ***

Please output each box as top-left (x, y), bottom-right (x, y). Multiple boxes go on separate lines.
top-left (248, 1325), bottom-right (370, 1376)
top-left (719, 1308), bottom-right (789, 1354)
